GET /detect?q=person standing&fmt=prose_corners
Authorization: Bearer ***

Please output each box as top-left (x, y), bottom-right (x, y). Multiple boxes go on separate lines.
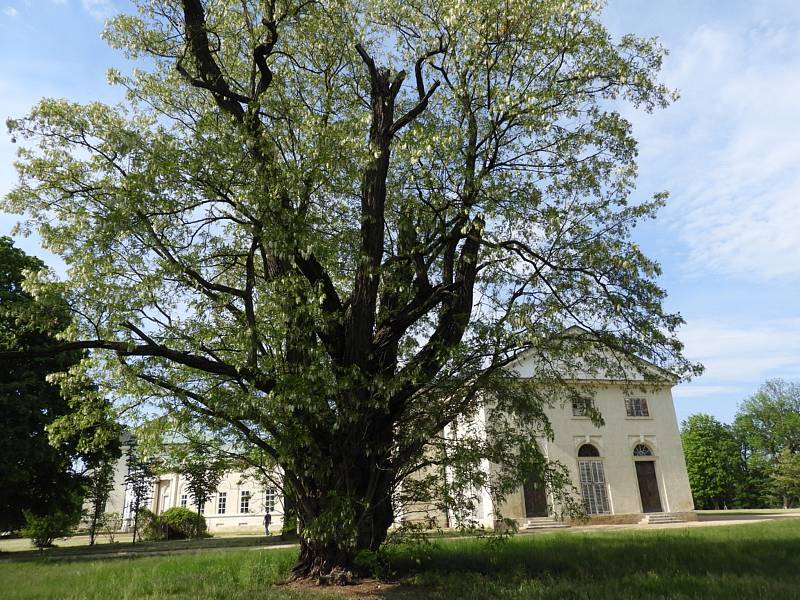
top-left (263, 511), bottom-right (272, 536)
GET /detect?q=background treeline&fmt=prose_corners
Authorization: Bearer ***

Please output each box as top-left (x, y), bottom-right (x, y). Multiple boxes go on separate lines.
top-left (681, 379), bottom-right (800, 510)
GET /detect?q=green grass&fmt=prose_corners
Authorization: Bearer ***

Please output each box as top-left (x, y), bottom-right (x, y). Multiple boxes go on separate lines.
top-left (1, 519), bottom-right (799, 599)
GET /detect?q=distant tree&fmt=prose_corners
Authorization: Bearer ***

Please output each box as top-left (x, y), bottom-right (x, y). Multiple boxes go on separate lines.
top-left (735, 380), bottom-right (800, 457)
top-left (734, 380), bottom-right (800, 508)
top-left (177, 443), bottom-right (227, 535)
top-left (681, 414), bottom-right (742, 509)
top-left (733, 453), bottom-right (773, 509)
top-left (125, 448), bottom-right (155, 544)
top-left (770, 449), bottom-right (800, 509)
top-left (84, 459), bottom-right (118, 545)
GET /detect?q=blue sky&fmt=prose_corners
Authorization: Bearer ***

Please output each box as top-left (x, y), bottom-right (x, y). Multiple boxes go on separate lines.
top-left (2, 0), bottom-right (799, 425)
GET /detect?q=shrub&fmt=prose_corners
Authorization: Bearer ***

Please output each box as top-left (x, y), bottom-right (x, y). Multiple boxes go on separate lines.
top-left (101, 512), bottom-right (123, 543)
top-left (22, 511), bottom-right (78, 550)
top-left (138, 507), bottom-right (207, 541)
top-left (159, 507), bottom-right (207, 539)
top-left (137, 508), bottom-right (164, 541)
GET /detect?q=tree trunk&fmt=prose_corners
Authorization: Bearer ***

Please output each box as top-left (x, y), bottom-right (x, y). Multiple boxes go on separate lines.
top-left (289, 482), bottom-right (395, 584)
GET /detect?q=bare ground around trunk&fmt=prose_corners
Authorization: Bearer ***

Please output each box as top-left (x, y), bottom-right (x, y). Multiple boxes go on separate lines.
top-left (283, 578), bottom-right (428, 599)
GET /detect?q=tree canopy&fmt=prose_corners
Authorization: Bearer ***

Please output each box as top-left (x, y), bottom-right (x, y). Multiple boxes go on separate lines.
top-left (1, 0), bottom-right (697, 580)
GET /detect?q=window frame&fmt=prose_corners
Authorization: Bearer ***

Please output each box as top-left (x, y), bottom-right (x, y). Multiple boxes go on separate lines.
top-left (571, 397), bottom-right (594, 418)
top-left (264, 487), bottom-right (276, 513)
top-left (217, 491), bottom-right (227, 515)
top-left (240, 490), bottom-right (251, 514)
top-left (633, 443), bottom-right (654, 457)
top-left (624, 397), bottom-right (650, 418)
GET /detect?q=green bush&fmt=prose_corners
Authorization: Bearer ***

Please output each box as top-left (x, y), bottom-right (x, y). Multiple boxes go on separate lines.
top-left (138, 507), bottom-right (207, 540)
top-left (137, 508), bottom-right (163, 541)
top-left (159, 507), bottom-right (207, 539)
top-left (22, 510), bottom-right (78, 550)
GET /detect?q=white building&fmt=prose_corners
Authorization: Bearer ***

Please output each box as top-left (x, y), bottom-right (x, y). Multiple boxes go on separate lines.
top-left (440, 336), bottom-right (695, 529)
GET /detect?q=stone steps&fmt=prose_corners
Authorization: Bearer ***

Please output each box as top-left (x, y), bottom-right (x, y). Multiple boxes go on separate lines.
top-left (640, 512), bottom-right (685, 525)
top-left (520, 517), bottom-right (570, 530)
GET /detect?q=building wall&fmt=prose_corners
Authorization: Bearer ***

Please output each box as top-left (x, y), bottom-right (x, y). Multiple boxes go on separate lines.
top-left (498, 381), bottom-right (694, 521)
top-left (146, 470), bottom-right (284, 534)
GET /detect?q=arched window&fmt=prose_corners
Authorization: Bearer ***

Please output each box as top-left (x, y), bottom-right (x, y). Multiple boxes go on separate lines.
top-left (578, 443), bottom-right (600, 457)
top-left (633, 444), bottom-right (653, 457)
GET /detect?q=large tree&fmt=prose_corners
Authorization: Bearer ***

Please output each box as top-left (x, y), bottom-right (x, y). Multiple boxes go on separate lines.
top-left (2, 0), bottom-right (697, 580)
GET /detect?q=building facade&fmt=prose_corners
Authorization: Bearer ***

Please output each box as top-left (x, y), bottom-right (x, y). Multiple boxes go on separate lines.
top-left (443, 344), bottom-right (696, 528)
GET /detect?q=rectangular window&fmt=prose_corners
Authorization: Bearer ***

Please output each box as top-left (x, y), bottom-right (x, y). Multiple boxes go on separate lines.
top-left (218, 492), bottom-right (227, 514)
top-left (264, 487), bottom-right (276, 513)
top-left (572, 398), bottom-right (593, 417)
top-left (240, 490), bottom-right (251, 514)
top-left (578, 460), bottom-right (610, 515)
top-left (625, 397), bottom-right (650, 417)
top-left (180, 494), bottom-right (188, 508)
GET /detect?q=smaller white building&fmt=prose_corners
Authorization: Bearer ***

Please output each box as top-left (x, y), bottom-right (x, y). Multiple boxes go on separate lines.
top-left (140, 470), bottom-right (284, 534)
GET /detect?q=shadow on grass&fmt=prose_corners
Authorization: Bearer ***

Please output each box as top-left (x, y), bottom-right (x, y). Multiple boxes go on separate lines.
top-left (0, 534), bottom-right (297, 562)
top-left (383, 520), bottom-right (800, 599)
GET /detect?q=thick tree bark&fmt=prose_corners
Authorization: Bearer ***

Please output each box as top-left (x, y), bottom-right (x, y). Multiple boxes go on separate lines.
top-left (290, 497), bottom-right (395, 584)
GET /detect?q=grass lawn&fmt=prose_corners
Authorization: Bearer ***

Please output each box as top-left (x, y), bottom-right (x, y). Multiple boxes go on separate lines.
top-left (1, 519), bottom-right (799, 599)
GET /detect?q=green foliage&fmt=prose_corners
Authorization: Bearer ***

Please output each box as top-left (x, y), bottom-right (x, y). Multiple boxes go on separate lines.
top-left (352, 548), bottom-right (392, 579)
top-left (84, 459), bottom-right (118, 545)
top-left (681, 414), bottom-right (742, 509)
top-left (159, 507), bottom-right (208, 539)
top-left (732, 379), bottom-right (800, 508)
top-left (3, 0), bottom-right (699, 573)
top-left (166, 440), bottom-right (227, 519)
top-left (770, 449), bottom-right (800, 508)
top-left (0, 237), bottom-right (103, 532)
top-left (136, 508), bottom-right (162, 542)
top-left (100, 512), bottom-right (123, 543)
top-left (124, 447), bottom-right (155, 543)
top-left (137, 506), bottom-right (208, 541)
top-left (22, 509), bottom-right (80, 550)
top-left (735, 380), bottom-right (800, 457)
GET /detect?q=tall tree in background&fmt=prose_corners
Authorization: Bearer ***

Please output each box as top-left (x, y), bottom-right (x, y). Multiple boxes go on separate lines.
top-left (84, 458), bottom-right (119, 545)
top-left (173, 440), bottom-right (227, 533)
top-left (735, 380), bottom-right (800, 457)
top-left (770, 449), bottom-right (800, 509)
top-left (681, 414), bottom-right (742, 510)
top-left (734, 380), bottom-right (800, 508)
top-left (0, 237), bottom-right (116, 531)
top-left (2, 0), bottom-right (698, 580)
top-left (125, 447), bottom-right (155, 544)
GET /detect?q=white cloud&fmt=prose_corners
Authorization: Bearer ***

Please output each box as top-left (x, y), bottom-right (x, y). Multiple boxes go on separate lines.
top-left (81, 0), bottom-right (113, 20)
top-left (630, 21), bottom-right (800, 281)
top-left (670, 316), bottom-right (800, 422)
top-left (3, 6), bottom-right (18, 16)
